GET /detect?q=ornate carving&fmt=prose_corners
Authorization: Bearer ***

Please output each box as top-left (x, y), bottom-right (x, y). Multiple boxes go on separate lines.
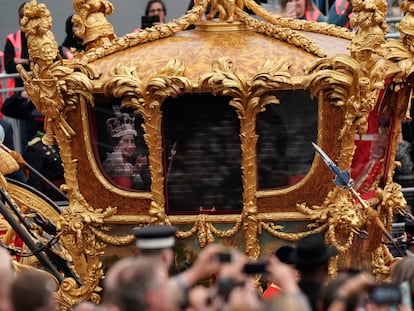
top-left (260, 188), bottom-right (364, 276)
top-left (207, 0), bottom-right (244, 22)
top-left (199, 57), bottom-right (293, 259)
top-left (384, 0), bottom-right (414, 121)
top-left (176, 214), bottom-right (243, 247)
top-left (72, 0), bottom-right (116, 50)
top-left (15, 1), bottom-right (120, 307)
top-left (376, 182), bottom-right (407, 231)
top-left (102, 59), bottom-right (192, 223)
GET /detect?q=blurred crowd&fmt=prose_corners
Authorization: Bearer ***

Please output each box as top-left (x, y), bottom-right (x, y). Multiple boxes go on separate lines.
top-left (1, 225), bottom-right (413, 311)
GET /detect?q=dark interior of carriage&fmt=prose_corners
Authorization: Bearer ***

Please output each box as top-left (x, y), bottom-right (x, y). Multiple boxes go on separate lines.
top-left (89, 91), bottom-right (317, 214)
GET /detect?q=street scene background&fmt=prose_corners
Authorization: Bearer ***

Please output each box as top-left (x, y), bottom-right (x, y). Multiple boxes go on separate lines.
top-left (0, 0), bottom-right (191, 48)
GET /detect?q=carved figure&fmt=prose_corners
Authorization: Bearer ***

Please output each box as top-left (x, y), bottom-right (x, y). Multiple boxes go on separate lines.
top-left (346, 0), bottom-right (388, 135)
top-left (207, 0), bottom-right (244, 22)
top-left (72, 0), bottom-right (116, 49)
top-left (399, 13), bottom-right (414, 54)
top-left (206, 0), bottom-right (227, 20)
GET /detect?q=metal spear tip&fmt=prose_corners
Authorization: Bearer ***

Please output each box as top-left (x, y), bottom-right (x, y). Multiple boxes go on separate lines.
top-left (311, 141), bottom-right (331, 163)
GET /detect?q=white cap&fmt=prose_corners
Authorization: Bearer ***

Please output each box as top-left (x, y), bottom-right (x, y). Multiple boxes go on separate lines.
top-left (133, 225), bottom-right (177, 250)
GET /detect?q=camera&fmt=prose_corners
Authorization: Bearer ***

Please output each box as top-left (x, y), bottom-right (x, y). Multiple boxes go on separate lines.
top-left (217, 252), bottom-right (234, 263)
top-left (369, 284), bottom-right (402, 306)
top-left (141, 15), bottom-right (160, 29)
top-left (242, 260), bottom-right (268, 275)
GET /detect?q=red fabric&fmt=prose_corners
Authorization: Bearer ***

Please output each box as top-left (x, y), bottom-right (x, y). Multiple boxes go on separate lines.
top-left (351, 109), bottom-right (380, 178)
top-left (305, 10), bottom-right (321, 21)
top-left (0, 218), bottom-right (24, 262)
top-left (263, 284), bottom-right (281, 299)
top-left (351, 80), bottom-right (392, 198)
top-left (112, 176), bottom-right (134, 189)
top-left (287, 175), bottom-right (305, 186)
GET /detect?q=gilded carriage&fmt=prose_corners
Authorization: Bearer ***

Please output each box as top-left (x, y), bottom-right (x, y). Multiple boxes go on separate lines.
top-left (2, 0), bottom-right (414, 308)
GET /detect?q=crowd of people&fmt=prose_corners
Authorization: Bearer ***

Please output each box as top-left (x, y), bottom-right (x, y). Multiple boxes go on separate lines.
top-left (1, 224), bottom-right (414, 311)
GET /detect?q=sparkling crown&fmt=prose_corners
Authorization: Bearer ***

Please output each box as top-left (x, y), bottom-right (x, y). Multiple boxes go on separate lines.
top-left (106, 113), bottom-right (137, 138)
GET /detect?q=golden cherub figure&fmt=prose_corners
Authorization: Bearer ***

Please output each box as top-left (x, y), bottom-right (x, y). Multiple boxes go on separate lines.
top-left (207, 0), bottom-right (245, 22)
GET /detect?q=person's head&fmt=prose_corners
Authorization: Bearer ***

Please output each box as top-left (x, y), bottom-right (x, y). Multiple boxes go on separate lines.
top-left (0, 247), bottom-right (13, 311)
top-left (103, 256), bottom-right (172, 311)
top-left (33, 110), bottom-right (45, 133)
top-left (290, 233), bottom-right (337, 280)
top-left (262, 292), bottom-right (311, 311)
top-left (274, 244), bottom-right (298, 280)
top-left (280, 0), bottom-right (316, 18)
top-left (145, 0), bottom-right (167, 23)
top-left (391, 257), bottom-right (414, 299)
top-left (11, 269), bottom-right (58, 311)
top-left (106, 113), bottom-right (137, 158)
top-left (65, 15), bottom-right (81, 42)
top-left (404, 220), bottom-right (414, 252)
top-left (113, 134), bottom-right (136, 158)
top-left (320, 272), bottom-right (364, 311)
top-left (133, 225), bottom-right (178, 269)
top-left (103, 257), bottom-right (140, 300)
top-left (66, 15), bottom-right (79, 37)
top-left (274, 245), bottom-right (295, 264)
top-left (18, 2), bottom-right (27, 22)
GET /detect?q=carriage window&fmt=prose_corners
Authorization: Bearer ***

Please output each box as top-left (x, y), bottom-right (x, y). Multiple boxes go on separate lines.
top-left (162, 94), bottom-right (243, 214)
top-left (257, 90), bottom-right (318, 190)
top-left (90, 99), bottom-right (151, 191)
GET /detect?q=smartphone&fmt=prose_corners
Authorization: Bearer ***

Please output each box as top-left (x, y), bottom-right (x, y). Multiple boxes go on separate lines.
top-left (141, 15), bottom-right (160, 29)
top-left (242, 260), bottom-right (268, 274)
top-left (369, 284), bottom-right (401, 306)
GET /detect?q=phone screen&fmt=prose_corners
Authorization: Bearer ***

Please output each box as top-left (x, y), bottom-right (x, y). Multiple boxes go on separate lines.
top-left (141, 15), bottom-right (160, 29)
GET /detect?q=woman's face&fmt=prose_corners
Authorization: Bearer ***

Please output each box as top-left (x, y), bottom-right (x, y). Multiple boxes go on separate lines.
top-left (148, 1), bottom-right (166, 23)
top-left (72, 22), bottom-right (80, 36)
top-left (116, 134), bottom-right (136, 158)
